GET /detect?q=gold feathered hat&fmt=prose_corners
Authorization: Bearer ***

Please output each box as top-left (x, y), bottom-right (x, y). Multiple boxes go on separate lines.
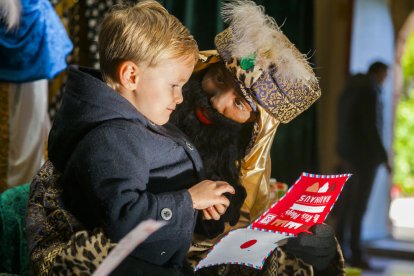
top-left (195, 0), bottom-right (321, 124)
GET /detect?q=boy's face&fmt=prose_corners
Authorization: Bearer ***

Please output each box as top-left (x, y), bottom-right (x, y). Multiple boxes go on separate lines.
top-left (133, 56), bottom-right (195, 125)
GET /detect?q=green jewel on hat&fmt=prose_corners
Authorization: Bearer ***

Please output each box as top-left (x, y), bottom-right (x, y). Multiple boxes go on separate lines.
top-left (240, 52), bottom-right (256, 71)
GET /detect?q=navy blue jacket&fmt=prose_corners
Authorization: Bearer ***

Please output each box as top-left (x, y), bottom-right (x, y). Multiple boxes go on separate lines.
top-left (48, 66), bottom-right (204, 269)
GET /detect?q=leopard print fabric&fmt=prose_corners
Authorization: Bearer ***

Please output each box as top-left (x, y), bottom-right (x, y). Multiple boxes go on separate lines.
top-left (51, 229), bottom-right (115, 275)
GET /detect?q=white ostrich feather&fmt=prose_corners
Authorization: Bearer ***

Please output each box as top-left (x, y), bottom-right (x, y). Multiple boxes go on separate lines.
top-left (0, 0), bottom-right (21, 30)
top-left (222, 0), bottom-right (316, 82)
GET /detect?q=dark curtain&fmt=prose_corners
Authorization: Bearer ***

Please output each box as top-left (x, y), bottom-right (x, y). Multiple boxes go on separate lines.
top-left (158, 0), bottom-right (224, 50)
top-left (161, 0), bottom-right (319, 186)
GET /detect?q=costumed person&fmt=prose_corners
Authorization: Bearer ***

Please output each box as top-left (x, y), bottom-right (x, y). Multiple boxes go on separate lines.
top-left (171, 1), bottom-right (343, 274)
top-left (0, 0), bottom-right (73, 190)
top-left (26, 1), bottom-right (235, 275)
top-left (335, 61), bottom-right (391, 269)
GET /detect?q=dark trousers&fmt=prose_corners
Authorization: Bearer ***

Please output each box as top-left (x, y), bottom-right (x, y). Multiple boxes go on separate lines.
top-left (334, 161), bottom-right (378, 261)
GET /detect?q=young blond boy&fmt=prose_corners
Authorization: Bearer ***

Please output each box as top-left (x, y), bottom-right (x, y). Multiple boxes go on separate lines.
top-left (31, 1), bottom-right (234, 274)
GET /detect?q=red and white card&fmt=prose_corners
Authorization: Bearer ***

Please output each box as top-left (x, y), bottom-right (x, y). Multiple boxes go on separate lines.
top-left (195, 173), bottom-right (351, 271)
top-left (251, 173), bottom-right (350, 235)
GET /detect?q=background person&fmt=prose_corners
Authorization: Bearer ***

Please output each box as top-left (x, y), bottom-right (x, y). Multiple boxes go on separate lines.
top-left (335, 61), bottom-right (391, 269)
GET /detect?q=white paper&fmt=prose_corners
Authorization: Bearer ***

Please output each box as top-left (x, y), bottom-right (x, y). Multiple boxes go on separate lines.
top-left (195, 228), bottom-right (289, 270)
top-left (93, 219), bottom-right (165, 276)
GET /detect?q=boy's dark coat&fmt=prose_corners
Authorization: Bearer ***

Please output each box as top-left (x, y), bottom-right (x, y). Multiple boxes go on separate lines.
top-left (48, 66), bottom-right (204, 268)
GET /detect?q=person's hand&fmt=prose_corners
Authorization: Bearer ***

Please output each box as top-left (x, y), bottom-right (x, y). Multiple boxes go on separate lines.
top-left (202, 204), bottom-right (228, 220)
top-left (282, 224), bottom-right (337, 271)
top-left (188, 180), bottom-right (235, 210)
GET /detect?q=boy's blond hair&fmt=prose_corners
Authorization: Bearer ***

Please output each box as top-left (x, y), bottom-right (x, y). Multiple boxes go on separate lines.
top-left (98, 0), bottom-right (198, 84)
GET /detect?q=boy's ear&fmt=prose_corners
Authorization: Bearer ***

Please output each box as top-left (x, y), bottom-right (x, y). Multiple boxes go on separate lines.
top-left (117, 61), bottom-right (140, 91)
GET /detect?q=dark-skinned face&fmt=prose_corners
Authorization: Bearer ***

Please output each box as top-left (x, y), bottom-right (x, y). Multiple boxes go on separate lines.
top-left (171, 70), bottom-right (253, 229)
top-left (200, 63), bottom-right (256, 124)
top-left (171, 76), bottom-right (252, 218)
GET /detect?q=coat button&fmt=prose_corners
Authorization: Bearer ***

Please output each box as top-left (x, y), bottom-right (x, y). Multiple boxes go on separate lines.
top-left (185, 141), bottom-right (193, 150)
top-left (161, 208), bottom-right (172, 221)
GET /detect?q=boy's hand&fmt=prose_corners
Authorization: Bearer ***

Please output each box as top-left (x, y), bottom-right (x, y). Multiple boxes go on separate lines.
top-left (202, 184), bottom-right (246, 224)
top-left (202, 204), bottom-right (228, 220)
top-left (188, 180), bottom-right (235, 210)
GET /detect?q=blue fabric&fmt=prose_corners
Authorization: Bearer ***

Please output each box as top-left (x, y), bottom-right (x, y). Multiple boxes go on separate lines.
top-left (0, 0), bottom-right (73, 82)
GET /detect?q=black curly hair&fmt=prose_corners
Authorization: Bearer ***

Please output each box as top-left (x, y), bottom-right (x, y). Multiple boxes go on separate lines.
top-left (171, 72), bottom-right (254, 237)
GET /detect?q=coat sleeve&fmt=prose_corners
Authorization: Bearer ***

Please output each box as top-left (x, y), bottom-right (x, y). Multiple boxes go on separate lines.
top-left (66, 124), bottom-right (197, 265)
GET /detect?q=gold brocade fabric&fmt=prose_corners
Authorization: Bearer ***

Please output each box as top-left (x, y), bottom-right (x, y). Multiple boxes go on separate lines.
top-left (26, 161), bottom-right (83, 275)
top-left (0, 83), bottom-right (9, 192)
